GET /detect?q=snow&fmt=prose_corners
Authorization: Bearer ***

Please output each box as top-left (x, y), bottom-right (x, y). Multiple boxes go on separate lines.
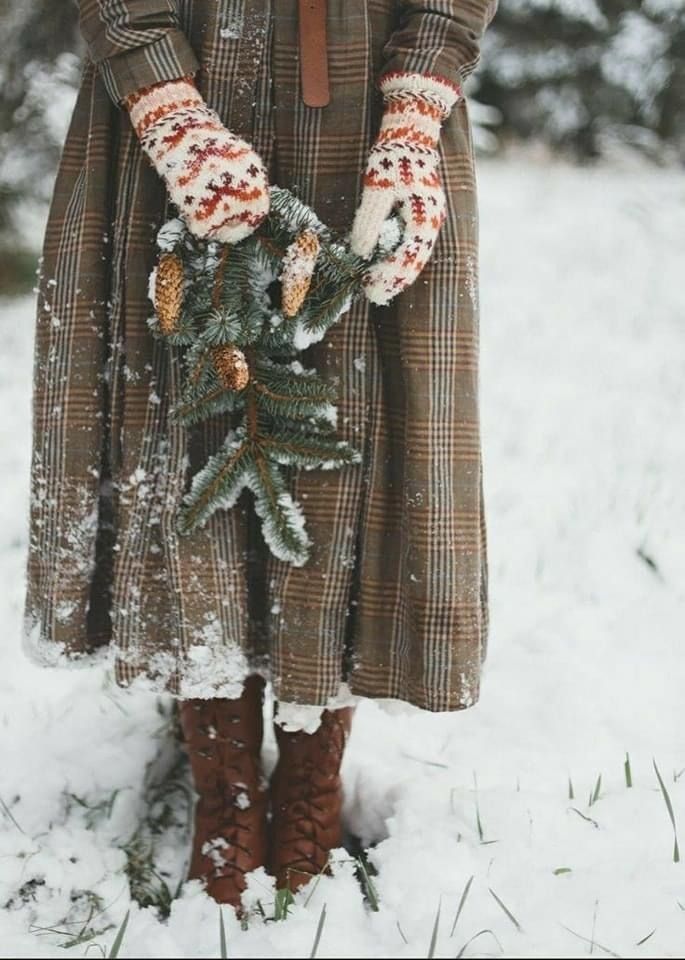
top-left (275, 683), bottom-right (359, 735)
top-left (1, 155), bottom-right (684, 957)
top-left (155, 218), bottom-right (186, 253)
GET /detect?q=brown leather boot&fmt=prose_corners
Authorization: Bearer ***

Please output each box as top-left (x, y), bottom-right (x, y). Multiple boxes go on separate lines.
top-left (179, 675), bottom-right (268, 907)
top-left (269, 707), bottom-right (354, 892)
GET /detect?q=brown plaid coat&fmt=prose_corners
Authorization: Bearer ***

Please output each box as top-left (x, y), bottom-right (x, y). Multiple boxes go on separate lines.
top-left (24, 0), bottom-right (495, 711)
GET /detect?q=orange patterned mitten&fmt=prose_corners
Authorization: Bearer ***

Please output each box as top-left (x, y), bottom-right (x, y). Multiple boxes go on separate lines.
top-left (125, 77), bottom-right (270, 245)
top-left (350, 72), bottom-right (462, 305)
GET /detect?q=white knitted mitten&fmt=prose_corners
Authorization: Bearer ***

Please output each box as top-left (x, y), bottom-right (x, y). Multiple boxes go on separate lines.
top-left (125, 77), bottom-right (270, 244)
top-left (349, 71), bottom-right (462, 305)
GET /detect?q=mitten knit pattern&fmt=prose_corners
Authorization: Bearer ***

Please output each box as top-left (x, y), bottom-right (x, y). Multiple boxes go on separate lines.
top-left (349, 72), bottom-right (461, 305)
top-left (125, 78), bottom-right (270, 245)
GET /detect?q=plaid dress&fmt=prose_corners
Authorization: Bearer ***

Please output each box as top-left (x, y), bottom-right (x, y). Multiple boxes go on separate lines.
top-left (24, 0), bottom-right (496, 711)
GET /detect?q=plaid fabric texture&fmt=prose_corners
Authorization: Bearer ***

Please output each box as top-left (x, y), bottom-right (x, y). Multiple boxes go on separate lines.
top-left (24, 0), bottom-right (496, 712)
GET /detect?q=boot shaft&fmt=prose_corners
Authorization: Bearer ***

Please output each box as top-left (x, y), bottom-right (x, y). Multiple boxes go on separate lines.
top-left (178, 676), bottom-right (269, 906)
top-left (269, 706), bottom-right (354, 892)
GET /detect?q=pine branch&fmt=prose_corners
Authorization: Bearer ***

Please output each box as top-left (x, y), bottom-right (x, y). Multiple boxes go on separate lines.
top-left (261, 431), bottom-right (361, 470)
top-left (147, 314), bottom-right (195, 346)
top-left (246, 451), bottom-right (310, 565)
top-left (269, 186), bottom-right (326, 236)
top-left (198, 309), bottom-right (244, 347)
top-left (151, 187), bottom-right (372, 565)
top-left (254, 359), bottom-right (338, 402)
top-left (252, 358), bottom-right (338, 423)
top-left (177, 432), bottom-right (253, 533)
top-left (172, 384), bottom-right (241, 427)
top-left (296, 280), bottom-right (358, 338)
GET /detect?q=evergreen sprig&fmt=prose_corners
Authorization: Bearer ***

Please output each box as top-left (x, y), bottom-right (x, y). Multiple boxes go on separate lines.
top-left (150, 186), bottom-right (394, 566)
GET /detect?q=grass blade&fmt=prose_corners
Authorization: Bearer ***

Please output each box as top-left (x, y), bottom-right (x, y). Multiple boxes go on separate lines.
top-left (569, 807), bottom-right (600, 829)
top-left (309, 904), bottom-right (326, 959)
top-left (624, 753), bottom-right (632, 788)
top-left (219, 907), bottom-right (227, 959)
top-left (568, 777), bottom-right (575, 801)
top-left (356, 855), bottom-right (380, 912)
top-left (427, 900), bottom-right (441, 959)
top-left (488, 887), bottom-right (522, 932)
top-left (560, 923), bottom-right (622, 957)
top-left (0, 795), bottom-right (25, 834)
top-left (274, 887), bottom-right (295, 921)
top-left (455, 928), bottom-right (502, 959)
top-left (108, 910), bottom-right (129, 959)
top-left (635, 929), bottom-right (656, 946)
top-left (473, 772), bottom-right (485, 841)
top-left (450, 875), bottom-right (474, 937)
top-left (653, 758), bottom-right (680, 863)
top-left (591, 774), bottom-right (602, 805)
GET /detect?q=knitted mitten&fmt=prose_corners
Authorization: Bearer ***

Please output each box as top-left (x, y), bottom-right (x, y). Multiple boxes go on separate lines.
top-left (349, 72), bottom-right (462, 305)
top-left (125, 77), bottom-right (270, 244)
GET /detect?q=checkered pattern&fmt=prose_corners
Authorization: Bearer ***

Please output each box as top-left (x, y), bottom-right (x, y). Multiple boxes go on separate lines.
top-left (24, 0), bottom-right (497, 714)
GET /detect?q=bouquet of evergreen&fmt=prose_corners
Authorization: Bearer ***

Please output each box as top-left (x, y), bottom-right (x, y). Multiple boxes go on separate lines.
top-left (148, 187), bottom-right (399, 566)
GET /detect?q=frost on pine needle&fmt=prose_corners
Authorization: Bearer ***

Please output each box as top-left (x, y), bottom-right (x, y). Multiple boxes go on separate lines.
top-left (292, 317), bottom-right (329, 351)
top-left (244, 467), bottom-right (311, 567)
top-left (269, 185), bottom-right (326, 234)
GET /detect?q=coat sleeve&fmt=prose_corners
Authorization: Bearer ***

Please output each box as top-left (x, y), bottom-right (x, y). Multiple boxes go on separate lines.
top-left (77, 0), bottom-right (200, 104)
top-left (379, 0), bottom-right (498, 88)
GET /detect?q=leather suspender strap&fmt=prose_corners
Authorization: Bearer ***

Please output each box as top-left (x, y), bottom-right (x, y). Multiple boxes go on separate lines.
top-left (298, 0), bottom-right (330, 107)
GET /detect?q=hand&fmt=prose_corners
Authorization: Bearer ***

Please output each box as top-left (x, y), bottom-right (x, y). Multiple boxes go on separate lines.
top-left (349, 72), bottom-right (462, 305)
top-left (125, 77), bottom-right (270, 244)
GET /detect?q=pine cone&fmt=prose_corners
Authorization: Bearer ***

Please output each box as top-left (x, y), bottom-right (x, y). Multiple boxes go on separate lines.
top-left (213, 345), bottom-right (250, 391)
top-left (281, 229), bottom-right (321, 318)
top-left (155, 252), bottom-right (184, 334)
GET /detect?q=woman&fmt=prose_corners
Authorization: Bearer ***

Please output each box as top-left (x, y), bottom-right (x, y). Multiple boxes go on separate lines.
top-left (24, 0), bottom-right (496, 907)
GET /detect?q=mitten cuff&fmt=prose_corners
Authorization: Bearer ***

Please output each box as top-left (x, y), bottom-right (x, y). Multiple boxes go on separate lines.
top-left (125, 76), bottom-right (204, 138)
top-left (378, 71), bottom-right (462, 119)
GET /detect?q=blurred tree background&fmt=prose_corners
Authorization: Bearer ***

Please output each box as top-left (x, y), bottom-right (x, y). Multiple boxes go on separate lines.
top-left (1, 0), bottom-right (683, 293)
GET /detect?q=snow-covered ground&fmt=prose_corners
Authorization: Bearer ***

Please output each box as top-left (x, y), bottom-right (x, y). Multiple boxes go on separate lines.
top-left (1, 155), bottom-right (683, 958)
